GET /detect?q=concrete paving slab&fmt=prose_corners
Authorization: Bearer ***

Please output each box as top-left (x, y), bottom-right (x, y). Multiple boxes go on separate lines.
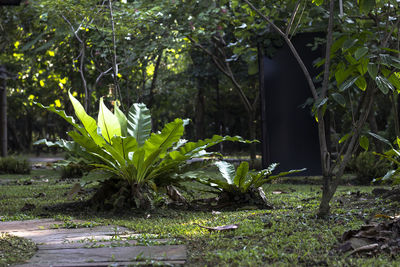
top-left (15, 245), bottom-right (186, 266)
top-left (2, 219), bottom-right (186, 266)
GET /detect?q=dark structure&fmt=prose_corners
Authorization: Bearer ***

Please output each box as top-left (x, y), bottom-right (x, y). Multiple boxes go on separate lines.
top-left (0, 65), bottom-right (8, 157)
top-left (0, 0), bottom-right (22, 5)
top-left (260, 33), bottom-right (324, 175)
top-left (0, 0), bottom-right (21, 156)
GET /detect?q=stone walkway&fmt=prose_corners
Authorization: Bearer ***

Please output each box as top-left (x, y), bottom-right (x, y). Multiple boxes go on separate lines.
top-left (0, 219), bottom-right (186, 266)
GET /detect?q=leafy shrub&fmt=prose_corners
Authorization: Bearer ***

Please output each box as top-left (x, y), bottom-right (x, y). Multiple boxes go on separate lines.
top-left (0, 156), bottom-right (31, 174)
top-left (347, 151), bottom-right (391, 184)
top-left (35, 92), bottom-right (253, 210)
top-left (195, 161), bottom-right (304, 208)
top-left (369, 133), bottom-right (400, 185)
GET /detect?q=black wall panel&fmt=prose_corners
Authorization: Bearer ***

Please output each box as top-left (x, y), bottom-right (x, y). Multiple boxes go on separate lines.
top-left (262, 32), bottom-right (324, 175)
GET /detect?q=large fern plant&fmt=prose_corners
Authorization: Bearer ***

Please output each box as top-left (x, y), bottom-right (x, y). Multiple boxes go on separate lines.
top-left (35, 92), bottom-right (252, 209)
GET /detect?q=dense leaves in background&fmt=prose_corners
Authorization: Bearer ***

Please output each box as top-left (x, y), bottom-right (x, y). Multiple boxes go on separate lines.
top-left (0, 0), bottom-right (265, 154)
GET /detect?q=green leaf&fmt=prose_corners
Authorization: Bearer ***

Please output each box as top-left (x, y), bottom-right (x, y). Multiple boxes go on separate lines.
top-left (359, 135), bottom-right (369, 151)
top-left (367, 63), bottom-right (378, 79)
top-left (331, 93), bottom-right (346, 107)
top-left (215, 161), bottom-right (235, 185)
top-left (355, 47), bottom-right (368, 60)
top-left (233, 161), bottom-right (249, 189)
top-left (345, 54), bottom-right (357, 65)
top-left (98, 97), bottom-right (121, 143)
top-left (357, 57), bottom-right (369, 75)
top-left (267, 168), bottom-right (307, 181)
top-left (68, 91), bottom-right (105, 146)
top-left (248, 62), bottom-right (258, 75)
top-left (331, 36), bottom-right (347, 54)
top-left (339, 132), bottom-right (353, 144)
top-left (114, 103), bottom-right (128, 137)
top-left (81, 171), bottom-right (113, 185)
top-left (110, 136), bottom-right (138, 160)
top-left (376, 75), bottom-right (394, 94)
top-left (358, 0), bottom-right (376, 14)
top-left (335, 67), bottom-right (353, 85)
top-left (339, 76), bottom-right (359, 92)
top-left (143, 118), bottom-right (184, 159)
top-left (127, 103), bottom-right (152, 146)
top-left (368, 132), bottom-right (392, 147)
top-left (343, 39), bottom-right (358, 50)
top-left (34, 102), bottom-right (86, 136)
top-left (382, 170), bottom-right (396, 181)
top-left (21, 32), bottom-right (45, 52)
top-left (355, 76), bottom-right (367, 91)
top-left (380, 54), bottom-right (400, 69)
top-left (312, 0), bottom-right (323, 6)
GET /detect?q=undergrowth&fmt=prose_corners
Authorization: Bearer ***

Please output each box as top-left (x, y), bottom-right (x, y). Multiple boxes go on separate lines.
top-left (1, 169), bottom-right (399, 266)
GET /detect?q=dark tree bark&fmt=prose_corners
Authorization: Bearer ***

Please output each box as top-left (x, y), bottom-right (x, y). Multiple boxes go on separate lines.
top-left (195, 77), bottom-right (206, 140)
top-left (0, 66), bottom-right (7, 157)
top-left (148, 52), bottom-right (163, 109)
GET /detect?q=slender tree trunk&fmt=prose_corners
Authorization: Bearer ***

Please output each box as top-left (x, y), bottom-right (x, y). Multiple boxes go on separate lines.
top-left (368, 105), bottom-right (382, 153)
top-left (248, 112), bottom-right (257, 168)
top-left (195, 78), bottom-right (206, 140)
top-left (0, 75), bottom-right (7, 157)
top-left (215, 76), bottom-right (225, 153)
top-left (148, 53), bottom-right (163, 109)
top-left (391, 92), bottom-right (400, 138)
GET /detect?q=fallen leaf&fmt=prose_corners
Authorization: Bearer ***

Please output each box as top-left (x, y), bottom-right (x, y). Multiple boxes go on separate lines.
top-left (67, 183), bottom-right (82, 200)
top-left (166, 185), bottom-right (187, 203)
top-left (374, 214), bottom-right (393, 219)
top-left (21, 203), bottom-right (36, 211)
top-left (195, 223), bottom-right (239, 232)
top-left (272, 190), bottom-right (288, 195)
top-left (349, 243), bottom-right (379, 255)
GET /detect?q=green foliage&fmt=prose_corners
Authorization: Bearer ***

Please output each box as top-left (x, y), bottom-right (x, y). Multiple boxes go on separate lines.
top-left (0, 233), bottom-right (37, 266)
top-left (370, 134), bottom-right (400, 185)
top-left (0, 156), bottom-right (31, 175)
top-left (347, 151), bottom-right (390, 184)
top-left (60, 164), bottom-right (84, 179)
top-left (195, 161), bottom-right (305, 207)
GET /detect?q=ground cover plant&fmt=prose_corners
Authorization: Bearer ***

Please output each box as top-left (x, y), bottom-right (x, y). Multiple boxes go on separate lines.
top-left (2, 167), bottom-right (400, 266)
top-left (194, 161), bottom-right (305, 209)
top-left (0, 156), bottom-right (30, 175)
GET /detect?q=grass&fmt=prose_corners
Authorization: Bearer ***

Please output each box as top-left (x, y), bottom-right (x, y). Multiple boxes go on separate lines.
top-left (1, 168), bottom-right (400, 266)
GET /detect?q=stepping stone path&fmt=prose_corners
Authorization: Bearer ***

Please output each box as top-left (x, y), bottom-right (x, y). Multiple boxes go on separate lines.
top-left (0, 219), bottom-right (186, 266)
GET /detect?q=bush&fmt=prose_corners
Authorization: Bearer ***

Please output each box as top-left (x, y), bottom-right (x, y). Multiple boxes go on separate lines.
top-left (0, 156), bottom-right (31, 174)
top-left (60, 163), bottom-right (84, 179)
top-left (348, 151), bottom-right (390, 184)
top-left (35, 92), bottom-right (254, 210)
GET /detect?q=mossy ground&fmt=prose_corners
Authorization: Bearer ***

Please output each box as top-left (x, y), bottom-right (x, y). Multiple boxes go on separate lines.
top-left (1, 169), bottom-right (400, 266)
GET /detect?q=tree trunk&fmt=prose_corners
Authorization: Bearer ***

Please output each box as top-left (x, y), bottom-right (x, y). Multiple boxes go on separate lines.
top-left (148, 53), bottom-right (163, 109)
top-left (195, 78), bottom-right (206, 140)
top-left (368, 105), bottom-right (383, 153)
top-left (0, 75), bottom-right (7, 157)
top-left (215, 76), bottom-right (225, 153)
top-left (248, 113), bottom-right (257, 168)
top-left (318, 175), bottom-right (337, 216)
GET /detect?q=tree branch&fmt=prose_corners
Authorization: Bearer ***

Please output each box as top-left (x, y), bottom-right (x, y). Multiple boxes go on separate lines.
top-left (242, 0), bottom-right (318, 100)
top-left (286, 0), bottom-right (302, 36)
